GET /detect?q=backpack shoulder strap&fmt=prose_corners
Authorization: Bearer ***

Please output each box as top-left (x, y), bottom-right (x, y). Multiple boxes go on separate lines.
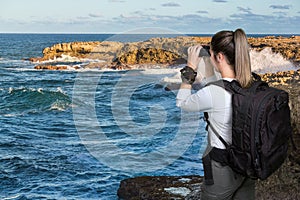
top-left (205, 79), bottom-right (244, 94)
top-left (204, 112), bottom-right (229, 148)
top-left (206, 73), bottom-right (269, 94)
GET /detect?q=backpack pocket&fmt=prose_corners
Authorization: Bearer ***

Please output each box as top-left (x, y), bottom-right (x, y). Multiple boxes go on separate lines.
top-left (227, 146), bottom-right (253, 177)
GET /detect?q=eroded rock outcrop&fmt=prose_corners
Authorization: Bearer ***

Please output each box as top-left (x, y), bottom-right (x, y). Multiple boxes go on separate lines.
top-left (30, 36), bottom-right (299, 70)
top-left (31, 37), bottom-right (206, 66)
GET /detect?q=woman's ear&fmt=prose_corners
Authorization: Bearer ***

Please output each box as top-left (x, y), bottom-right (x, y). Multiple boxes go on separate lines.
top-left (216, 52), bottom-right (223, 63)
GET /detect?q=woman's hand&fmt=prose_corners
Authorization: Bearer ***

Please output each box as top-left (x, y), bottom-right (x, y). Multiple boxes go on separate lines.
top-left (187, 45), bottom-right (203, 71)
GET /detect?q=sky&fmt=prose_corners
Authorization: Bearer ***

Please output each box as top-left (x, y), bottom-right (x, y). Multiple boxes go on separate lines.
top-left (0, 0), bottom-right (299, 34)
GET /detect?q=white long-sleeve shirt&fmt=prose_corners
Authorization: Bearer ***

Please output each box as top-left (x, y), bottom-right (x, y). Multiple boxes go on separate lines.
top-left (176, 78), bottom-right (234, 149)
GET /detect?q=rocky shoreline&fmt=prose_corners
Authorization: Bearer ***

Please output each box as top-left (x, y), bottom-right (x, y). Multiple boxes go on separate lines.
top-left (117, 70), bottom-right (300, 200)
top-left (29, 35), bottom-right (300, 70)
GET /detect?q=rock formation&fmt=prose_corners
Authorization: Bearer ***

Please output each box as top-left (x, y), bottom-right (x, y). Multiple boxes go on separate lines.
top-left (30, 35), bottom-right (299, 70)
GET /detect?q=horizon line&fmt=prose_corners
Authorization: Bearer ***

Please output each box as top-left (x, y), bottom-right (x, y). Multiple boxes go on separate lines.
top-left (0, 32), bottom-right (299, 35)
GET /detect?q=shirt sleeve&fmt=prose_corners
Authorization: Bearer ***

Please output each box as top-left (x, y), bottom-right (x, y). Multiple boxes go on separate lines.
top-left (176, 86), bottom-right (214, 112)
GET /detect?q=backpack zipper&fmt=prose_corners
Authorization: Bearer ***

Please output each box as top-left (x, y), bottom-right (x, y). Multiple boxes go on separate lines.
top-left (252, 90), bottom-right (275, 170)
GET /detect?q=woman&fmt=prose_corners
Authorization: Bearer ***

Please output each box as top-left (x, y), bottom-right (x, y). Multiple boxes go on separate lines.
top-left (176, 29), bottom-right (255, 199)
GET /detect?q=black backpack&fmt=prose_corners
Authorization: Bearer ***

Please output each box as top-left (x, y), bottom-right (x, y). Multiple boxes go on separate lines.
top-left (205, 73), bottom-right (293, 180)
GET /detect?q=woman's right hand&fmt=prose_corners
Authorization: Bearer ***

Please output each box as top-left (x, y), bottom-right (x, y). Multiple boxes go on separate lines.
top-left (187, 45), bottom-right (203, 71)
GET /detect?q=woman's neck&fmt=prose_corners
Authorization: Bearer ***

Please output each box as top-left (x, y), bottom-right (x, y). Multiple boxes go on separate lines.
top-left (220, 65), bottom-right (236, 79)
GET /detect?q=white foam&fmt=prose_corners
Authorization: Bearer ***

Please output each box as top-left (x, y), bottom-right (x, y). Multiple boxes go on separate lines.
top-left (3, 113), bottom-right (20, 117)
top-left (36, 54), bottom-right (105, 64)
top-left (3, 194), bottom-right (23, 200)
top-left (6, 68), bottom-right (37, 72)
top-left (250, 48), bottom-right (296, 74)
top-left (37, 88), bottom-right (43, 93)
top-left (161, 72), bottom-right (181, 83)
top-left (164, 187), bottom-right (191, 196)
top-left (56, 87), bottom-right (66, 95)
top-left (6, 87), bottom-right (67, 96)
top-left (8, 87), bottom-right (13, 94)
top-left (140, 68), bottom-right (180, 75)
top-left (50, 100), bottom-right (69, 111)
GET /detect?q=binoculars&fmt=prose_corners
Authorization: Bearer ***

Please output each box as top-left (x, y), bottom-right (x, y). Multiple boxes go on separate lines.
top-left (199, 46), bottom-right (211, 57)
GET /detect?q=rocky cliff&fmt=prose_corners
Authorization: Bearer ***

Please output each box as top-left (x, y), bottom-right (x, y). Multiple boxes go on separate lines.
top-left (30, 36), bottom-right (299, 70)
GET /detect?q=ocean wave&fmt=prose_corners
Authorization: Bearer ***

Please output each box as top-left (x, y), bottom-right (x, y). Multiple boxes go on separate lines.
top-left (0, 58), bottom-right (31, 64)
top-left (2, 194), bottom-right (28, 200)
top-left (35, 54), bottom-right (105, 64)
top-left (0, 87), bottom-right (71, 116)
top-left (5, 67), bottom-right (39, 72)
top-left (250, 47), bottom-right (297, 73)
top-left (140, 68), bottom-right (180, 75)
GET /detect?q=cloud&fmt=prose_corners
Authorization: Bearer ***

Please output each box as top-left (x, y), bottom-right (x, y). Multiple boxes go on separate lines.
top-left (161, 2), bottom-right (181, 7)
top-left (229, 11), bottom-right (300, 33)
top-left (237, 6), bottom-right (252, 14)
top-left (272, 12), bottom-right (287, 16)
top-left (77, 16), bottom-right (90, 20)
top-left (196, 10), bottom-right (209, 14)
top-left (109, 0), bottom-right (126, 2)
top-left (2, 5), bottom-right (299, 34)
top-left (89, 13), bottom-right (103, 18)
top-left (213, 0), bottom-right (227, 3)
top-left (269, 5), bottom-right (291, 10)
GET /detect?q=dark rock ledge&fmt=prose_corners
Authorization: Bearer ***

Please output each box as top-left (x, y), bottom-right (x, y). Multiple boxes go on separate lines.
top-left (117, 176), bottom-right (203, 200)
top-left (117, 70), bottom-right (300, 200)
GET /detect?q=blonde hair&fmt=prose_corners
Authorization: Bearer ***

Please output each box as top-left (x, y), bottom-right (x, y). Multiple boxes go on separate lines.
top-left (211, 28), bottom-right (252, 88)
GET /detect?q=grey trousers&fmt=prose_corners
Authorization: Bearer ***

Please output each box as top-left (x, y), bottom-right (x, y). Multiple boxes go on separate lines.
top-left (201, 160), bottom-right (255, 200)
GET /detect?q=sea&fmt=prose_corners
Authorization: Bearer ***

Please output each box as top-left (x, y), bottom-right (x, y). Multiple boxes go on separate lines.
top-left (0, 33), bottom-right (298, 200)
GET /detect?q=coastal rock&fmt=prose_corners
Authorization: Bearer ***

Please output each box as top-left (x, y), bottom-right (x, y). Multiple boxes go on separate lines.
top-left (117, 176), bottom-right (202, 200)
top-left (31, 41), bottom-right (124, 62)
top-left (116, 48), bottom-right (182, 65)
top-left (34, 65), bottom-right (69, 70)
top-left (30, 36), bottom-right (299, 70)
top-left (117, 70), bottom-right (300, 200)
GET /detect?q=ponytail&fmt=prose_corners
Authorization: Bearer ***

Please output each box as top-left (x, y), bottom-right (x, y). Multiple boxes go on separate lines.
top-left (211, 28), bottom-right (252, 88)
top-left (234, 29), bottom-right (252, 88)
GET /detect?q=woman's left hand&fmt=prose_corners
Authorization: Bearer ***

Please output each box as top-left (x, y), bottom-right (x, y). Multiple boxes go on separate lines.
top-left (187, 45), bottom-right (203, 71)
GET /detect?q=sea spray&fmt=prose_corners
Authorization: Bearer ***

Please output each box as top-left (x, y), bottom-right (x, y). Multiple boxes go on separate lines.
top-left (250, 47), bottom-right (296, 74)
